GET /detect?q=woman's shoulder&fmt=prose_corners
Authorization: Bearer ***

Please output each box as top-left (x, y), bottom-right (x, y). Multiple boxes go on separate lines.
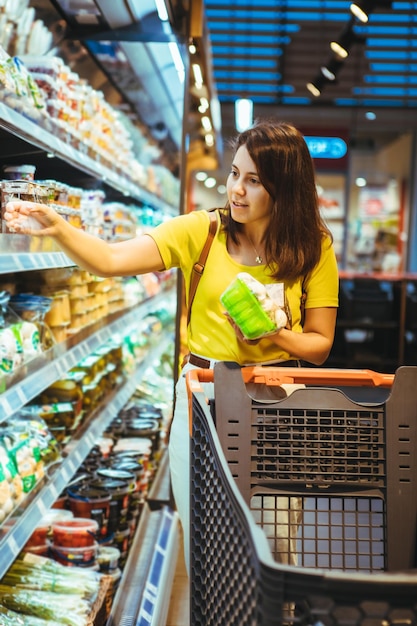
top-left (172, 208), bottom-right (219, 228)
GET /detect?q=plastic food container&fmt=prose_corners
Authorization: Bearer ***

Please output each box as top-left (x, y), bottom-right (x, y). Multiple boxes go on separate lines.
top-left (67, 486), bottom-right (111, 538)
top-left (51, 517), bottom-right (98, 547)
top-left (2, 164), bottom-right (36, 180)
top-left (220, 275), bottom-right (281, 340)
top-left (50, 541), bottom-right (99, 567)
top-left (89, 477), bottom-right (131, 536)
top-left (25, 508), bottom-right (74, 548)
top-left (43, 290), bottom-right (71, 326)
top-left (24, 543), bottom-right (50, 556)
top-left (97, 546), bottom-right (121, 572)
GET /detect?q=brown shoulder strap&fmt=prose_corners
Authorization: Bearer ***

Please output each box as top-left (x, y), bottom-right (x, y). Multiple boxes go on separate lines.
top-left (187, 210), bottom-right (218, 325)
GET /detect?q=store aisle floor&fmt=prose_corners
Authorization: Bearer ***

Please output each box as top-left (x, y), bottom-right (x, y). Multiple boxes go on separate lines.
top-left (166, 529), bottom-right (190, 625)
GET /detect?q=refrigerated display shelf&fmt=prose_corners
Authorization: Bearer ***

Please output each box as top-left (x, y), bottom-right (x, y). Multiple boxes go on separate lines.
top-left (0, 102), bottom-right (177, 214)
top-left (0, 234), bottom-right (74, 272)
top-left (107, 504), bottom-right (179, 626)
top-left (0, 289), bottom-right (173, 420)
top-left (0, 330), bottom-right (173, 579)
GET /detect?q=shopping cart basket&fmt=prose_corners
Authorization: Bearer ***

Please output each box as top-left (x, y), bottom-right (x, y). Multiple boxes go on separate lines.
top-left (187, 363), bottom-right (417, 626)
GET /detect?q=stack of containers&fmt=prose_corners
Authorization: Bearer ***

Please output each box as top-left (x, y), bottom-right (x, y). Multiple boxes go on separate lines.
top-left (49, 517), bottom-right (100, 569)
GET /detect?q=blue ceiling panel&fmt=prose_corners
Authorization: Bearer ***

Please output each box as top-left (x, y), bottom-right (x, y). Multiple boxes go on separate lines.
top-left (204, 0), bottom-right (417, 116)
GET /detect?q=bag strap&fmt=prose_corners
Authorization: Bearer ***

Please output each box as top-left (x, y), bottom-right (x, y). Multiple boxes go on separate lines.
top-left (187, 210), bottom-right (218, 326)
top-left (300, 275), bottom-right (307, 326)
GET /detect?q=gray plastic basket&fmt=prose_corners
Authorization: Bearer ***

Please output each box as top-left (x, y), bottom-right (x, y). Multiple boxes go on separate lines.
top-left (189, 363), bottom-right (417, 625)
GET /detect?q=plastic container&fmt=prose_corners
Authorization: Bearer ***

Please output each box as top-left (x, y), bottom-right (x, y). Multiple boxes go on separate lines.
top-left (97, 546), bottom-right (121, 572)
top-left (220, 274), bottom-right (281, 339)
top-left (24, 543), bottom-right (50, 557)
top-left (25, 508), bottom-right (74, 548)
top-left (50, 541), bottom-right (99, 567)
top-left (51, 517), bottom-right (98, 547)
top-left (67, 486), bottom-right (111, 537)
top-left (2, 164), bottom-right (36, 180)
top-left (89, 477), bottom-right (131, 536)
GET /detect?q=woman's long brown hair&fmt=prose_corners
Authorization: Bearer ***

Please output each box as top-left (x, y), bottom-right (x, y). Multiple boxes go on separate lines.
top-left (221, 119), bottom-right (332, 281)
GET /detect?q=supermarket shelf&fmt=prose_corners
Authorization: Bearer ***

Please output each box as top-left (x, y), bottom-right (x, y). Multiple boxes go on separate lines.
top-left (0, 289), bottom-right (174, 420)
top-left (0, 102), bottom-right (177, 214)
top-left (0, 331), bottom-right (173, 580)
top-left (107, 504), bottom-right (180, 626)
top-left (0, 234), bottom-right (74, 272)
top-left (147, 449), bottom-right (171, 509)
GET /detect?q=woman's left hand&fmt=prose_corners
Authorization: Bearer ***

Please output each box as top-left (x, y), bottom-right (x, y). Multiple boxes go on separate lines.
top-left (223, 312), bottom-right (261, 345)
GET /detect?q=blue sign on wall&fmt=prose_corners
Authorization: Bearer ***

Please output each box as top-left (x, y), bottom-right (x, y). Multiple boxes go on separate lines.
top-left (304, 136), bottom-right (348, 159)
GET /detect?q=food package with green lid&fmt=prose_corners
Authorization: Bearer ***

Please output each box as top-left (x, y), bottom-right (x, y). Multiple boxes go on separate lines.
top-left (220, 272), bottom-right (288, 340)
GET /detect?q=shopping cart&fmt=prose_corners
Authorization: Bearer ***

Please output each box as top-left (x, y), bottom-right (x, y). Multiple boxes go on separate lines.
top-left (187, 362), bottom-right (417, 626)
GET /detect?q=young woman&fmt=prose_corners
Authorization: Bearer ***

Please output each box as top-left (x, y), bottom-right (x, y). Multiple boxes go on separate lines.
top-left (4, 119), bottom-right (339, 571)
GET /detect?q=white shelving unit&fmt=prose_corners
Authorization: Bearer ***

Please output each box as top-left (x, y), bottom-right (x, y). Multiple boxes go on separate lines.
top-left (0, 103), bottom-right (177, 215)
top-left (0, 96), bottom-right (180, 619)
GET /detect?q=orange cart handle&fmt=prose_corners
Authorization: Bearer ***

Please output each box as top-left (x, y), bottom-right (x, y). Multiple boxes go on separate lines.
top-left (186, 366), bottom-right (395, 396)
top-left (186, 366), bottom-right (395, 436)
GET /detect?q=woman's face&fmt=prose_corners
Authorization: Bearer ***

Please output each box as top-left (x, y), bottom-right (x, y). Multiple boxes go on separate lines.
top-left (227, 144), bottom-right (273, 227)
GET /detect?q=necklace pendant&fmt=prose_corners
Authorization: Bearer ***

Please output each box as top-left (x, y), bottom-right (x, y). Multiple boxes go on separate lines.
top-left (255, 255), bottom-right (263, 264)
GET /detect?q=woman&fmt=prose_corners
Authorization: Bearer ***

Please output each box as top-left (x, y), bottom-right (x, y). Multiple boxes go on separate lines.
top-left (4, 119), bottom-right (339, 570)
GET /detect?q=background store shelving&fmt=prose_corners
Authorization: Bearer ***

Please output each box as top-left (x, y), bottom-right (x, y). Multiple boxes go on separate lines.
top-left (0, 3), bottom-right (184, 618)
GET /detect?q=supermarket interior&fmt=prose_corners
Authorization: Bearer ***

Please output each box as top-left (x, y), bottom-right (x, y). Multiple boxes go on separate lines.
top-left (1, 1), bottom-right (417, 625)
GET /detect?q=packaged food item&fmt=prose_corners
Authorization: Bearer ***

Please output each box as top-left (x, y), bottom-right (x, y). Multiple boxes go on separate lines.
top-left (97, 546), bottom-right (121, 572)
top-left (67, 485), bottom-right (111, 538)
top-left (1, 180), bottom-right (50, 233)
top-left (2, 164), bottom-right (36, 180)
top-left (24, 508), bottom-right (74, 548)
top-left (49, 541), bottom-right (99, 567)
top-left (51, 517), bottom-right (99, 548)
top-left (220, 272), bottom-right (289, 340)
top-left (24, 401), bottom-right (80, 438)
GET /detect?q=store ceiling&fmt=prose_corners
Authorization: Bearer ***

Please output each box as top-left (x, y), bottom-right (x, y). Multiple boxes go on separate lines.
top-left (28, 1), bottom-right (417, 174)
top-left (204, 0), bottom-right (417, 152)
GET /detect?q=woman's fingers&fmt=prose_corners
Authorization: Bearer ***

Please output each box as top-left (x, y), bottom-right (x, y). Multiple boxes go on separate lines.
top-left (223, 311), bottom-right (260, 345)
top-left (4, 201), bottom-right (53, 234)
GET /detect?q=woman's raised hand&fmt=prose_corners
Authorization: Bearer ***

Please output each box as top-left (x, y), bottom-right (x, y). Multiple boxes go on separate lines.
top-left (4, 201), bottom-right (62, 236)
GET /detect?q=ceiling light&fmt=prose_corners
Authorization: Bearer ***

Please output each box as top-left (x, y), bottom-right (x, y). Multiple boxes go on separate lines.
top-left (204, 177), bottom-right (217, 188)
top-left (205, 134), bottom-right (214, 147)
top-left (201, 116), bottom-right (212, 131)
top-left (356, 177), bottom-right (367, 187)
top-left (365, 111), bottom-right (376, 120)
top-left (192, 63), bottom-right (203, 88)
top-left (217, 185), bottom-right (226, 195)
top-left (350, 1), bottom-right (392, 23)
top-left (168, 42), bottom-right (185, 84)
top-left (154, 0), bottom-right (169, 21)
top-left (330, 39), bottom-right (350, 59)
top-left (196, 171), bottom-right (208, 181)
top-left (306, 77), bottom-right (324, 97)
top-left (350, 2), bottom-right (370, 23)
top-left (321, 66), bottom-right (336, 81)
top-left (235, 98), bottom-right (253, 132)
top-left (189, 42), bottom-right (197, 55)
top-left (198, 97), bottom-right (209, 113)
top-left (320, 58), bottom-right (344, 81)
top-left (329, 21), bottom-right (356, 59)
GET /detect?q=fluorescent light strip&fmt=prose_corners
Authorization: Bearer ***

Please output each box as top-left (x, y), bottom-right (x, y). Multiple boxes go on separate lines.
top-left (201, 116), bottom-right (212, 131)
top-left (154, 0), bottom-right (169, 21)
top-left (192, 63), bottom-right (204, 87)
top-left (168, 42), bottom-right (185, 83)
top-left (235, 98), bottom-right (253, 131)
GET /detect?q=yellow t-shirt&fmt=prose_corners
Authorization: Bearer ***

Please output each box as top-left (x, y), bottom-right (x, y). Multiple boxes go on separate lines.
top-left (150, 209), bottom-right (339, 364)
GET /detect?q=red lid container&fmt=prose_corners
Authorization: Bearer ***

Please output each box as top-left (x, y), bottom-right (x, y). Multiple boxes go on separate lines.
top-left (51, 517), bottom-right (98, 547)
top-left (50, 541), bottom-right (99, 567)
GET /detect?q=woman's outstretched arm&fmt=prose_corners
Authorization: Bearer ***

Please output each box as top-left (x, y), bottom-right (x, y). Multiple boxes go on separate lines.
top-left (4, 200), bottom-right (165, 277)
